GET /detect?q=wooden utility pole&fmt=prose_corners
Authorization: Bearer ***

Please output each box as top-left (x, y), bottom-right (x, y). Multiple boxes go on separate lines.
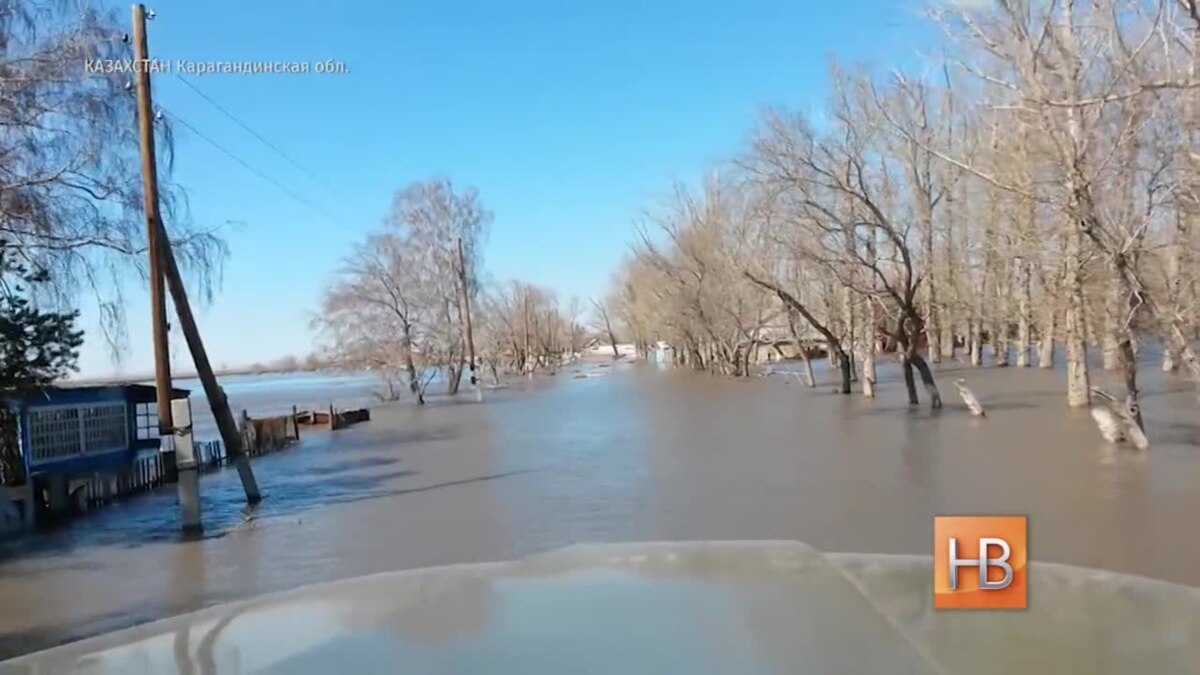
top-left (523, 290), bottom-right (532, 377)
top-left (156, 221), bottom-right (260, 503)
top-left (132, 2), bottom-right (199, 532)
top-left (456, 238), bottom-right (481, 400)
top-left (133, 4), bottom-right (260, 511)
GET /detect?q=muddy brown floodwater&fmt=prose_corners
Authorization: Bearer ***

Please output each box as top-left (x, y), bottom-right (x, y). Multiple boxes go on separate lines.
top-left (1, 358), bottom-right (1198, 659)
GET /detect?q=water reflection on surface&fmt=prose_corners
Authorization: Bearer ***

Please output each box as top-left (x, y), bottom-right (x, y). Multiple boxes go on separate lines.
top-left (1, 360), bottom-right (1198, 659)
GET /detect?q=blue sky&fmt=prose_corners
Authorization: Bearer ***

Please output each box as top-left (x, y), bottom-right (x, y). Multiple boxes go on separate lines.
top-left (76, 0), bottom-right (936, 378)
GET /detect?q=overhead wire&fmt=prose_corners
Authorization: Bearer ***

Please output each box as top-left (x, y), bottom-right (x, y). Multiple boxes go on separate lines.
top-left (156, 104), bottom-right (346, 227)
top-left (173, 73), bottom-right (341, 196)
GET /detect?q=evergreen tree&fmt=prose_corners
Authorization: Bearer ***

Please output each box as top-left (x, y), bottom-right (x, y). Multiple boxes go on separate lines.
top-left (0, 241), bottom-right (83, 396)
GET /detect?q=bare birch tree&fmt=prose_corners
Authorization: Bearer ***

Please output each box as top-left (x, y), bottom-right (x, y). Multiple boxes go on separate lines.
top-left (2, 0), bottom-right (227, 358)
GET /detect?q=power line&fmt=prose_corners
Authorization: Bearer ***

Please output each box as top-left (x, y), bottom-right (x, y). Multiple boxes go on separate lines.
top-left (157, 104), bottom-right (345, 226)
top-left (173, 73), bottom-right (339, 194)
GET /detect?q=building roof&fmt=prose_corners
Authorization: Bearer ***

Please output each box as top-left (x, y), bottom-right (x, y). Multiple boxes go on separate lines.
top-left (6, 383), bottom-right (191, 407)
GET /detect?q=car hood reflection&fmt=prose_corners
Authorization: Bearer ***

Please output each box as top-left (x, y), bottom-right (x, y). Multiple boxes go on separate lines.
top-left (2, 541), bottom-right (1198, 674)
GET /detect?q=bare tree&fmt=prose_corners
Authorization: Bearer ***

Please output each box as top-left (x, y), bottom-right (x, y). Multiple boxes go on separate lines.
top-left (316, 178), bottom-right (491, 403)
top-left (745, 76), bottom-right (944, 407)
top-left (386, 177), bottom-right (492, 396)
top-left (591, 298), bottom-right (620, 358)
top-left (923, 0), bottom-right (1200, 416)
top-left (1, 0), bottom-right (227, 359)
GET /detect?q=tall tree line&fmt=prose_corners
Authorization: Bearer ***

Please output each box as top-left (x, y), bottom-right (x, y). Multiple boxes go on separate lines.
top-left (606, 0), bottom-right (1200, 431)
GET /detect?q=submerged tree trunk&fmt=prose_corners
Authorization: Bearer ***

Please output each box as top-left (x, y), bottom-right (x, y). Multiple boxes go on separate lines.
top-left (861, 232), bottom-right (878, 397)
top-left (744, 271), bottom-right (851, 394)
top-left (1039, 304), bottom-right (1056, 369)
top-left (1112, 255), bottom-right (1146, 428)
top-left (800, 348), bottom-right (816, 387)
top-left (941, 312), bottom-right (957, 361)
top-left (992, 314), bottom-right (1009, 367)
top-left (838, 352), bottom-right (852, 395)
top-left (968, 316), bottom-right (983, 366)
top-left (900, 352), bottom-right (919, 405)
top-left (862, 339), bottom-right (876, 398)
top-left (992, 254), bottom-right (1010, 367)
top-left (402, 325), bottom-right (420, 399)
top-left (862, 299), bottom-right (877, 398)
top-left (910, 352), bottom-right (942, 409)
top-left (447, 361), bottom-right (464, 395)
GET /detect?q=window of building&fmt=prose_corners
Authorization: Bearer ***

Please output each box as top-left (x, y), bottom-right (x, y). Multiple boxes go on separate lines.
top-left (27, 408), bottom-right (82, 463)
top-left (27, 403), bottom-right (128, 464)
top-left (82, 403), bottom-right (128, 453)
top-left (135, 402), bottom-right (159, 440)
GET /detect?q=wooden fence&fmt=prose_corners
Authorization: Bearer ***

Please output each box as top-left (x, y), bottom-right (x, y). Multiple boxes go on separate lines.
top-left (2, 406), bottom-right (353, 537)
top-left (295, 405), bottom-right (371, 431)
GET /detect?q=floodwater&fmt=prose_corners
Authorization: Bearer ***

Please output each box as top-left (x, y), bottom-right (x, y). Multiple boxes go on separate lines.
top-left (1, 357), bottom-right (1198, 659)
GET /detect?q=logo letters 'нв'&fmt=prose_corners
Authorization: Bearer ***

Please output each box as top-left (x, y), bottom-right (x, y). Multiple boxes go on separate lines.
top-left (933, 516), bottom-right (1026, 609)
top-left (947, 537), bottom-right (1013, 590)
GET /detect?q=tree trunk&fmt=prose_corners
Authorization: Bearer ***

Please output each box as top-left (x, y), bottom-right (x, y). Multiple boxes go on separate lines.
top-left (910, 352), bottom-right (942, 409)
top-left (941, 311), bottom-right (957, 360)
top-left (447, 361), bottom-right (463, 395)
top-left (744, 272), bottom-right (850, 394)
top-left (523, 294), bottom-right (534, 377)
top-left (1038, 304), bottom-right (1056, 368)
top-left (968, 317), bottom-right (982, 366)
top-left (402, 325), bottom-right (419, 396)
top-left (1064, 233), bottom-right (1090, 407)
top-left (861, 300), bottom-right (877, 398)
top-left (1101, 277), bottom-right (1121, 371)
top-left (1164, 321), bottom-right (1200, 391)
top-left (922, 225), bottom-right (941, 365)
top-left (900, 352), bottom-right (919, 405)
top-left (992, 315), bottom-right (1009, 367)
top-left (1016, 257), bottom-right (1032, 367)
top-left (1111, 255), bottom-right (1145, 428)
top-left (842, 281), bottom-right (857, 377)
top-left (838, 352), bottom-right (852, 395)
top-left (862, 340), bottom-right (876, 398)
top-left (800, 348), bottom-right (816, 387)
top-left (1163, 209), bottom-right (1190, 373)
top-left (991, 250), bottom-right (1010, 367)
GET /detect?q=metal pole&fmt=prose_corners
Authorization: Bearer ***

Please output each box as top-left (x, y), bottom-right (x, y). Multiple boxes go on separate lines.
top-left (132, 3), bottom-right (200, 531)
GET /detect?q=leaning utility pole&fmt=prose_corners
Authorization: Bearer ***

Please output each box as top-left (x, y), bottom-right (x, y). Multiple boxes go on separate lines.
top-left (456, 237), bottom-right (481, 401)
top-left (132, 2), bottom-right (199, 532)
top-left (133, 4), bottom-right (260, 516)
top-left (156, 219), bottom-right (260, 504)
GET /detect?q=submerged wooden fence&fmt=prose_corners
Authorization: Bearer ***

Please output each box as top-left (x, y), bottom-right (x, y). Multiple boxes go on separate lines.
top-left (295, 405), bottom-right (371, 431)
top-left (15, 410), bottom-right (308, 524)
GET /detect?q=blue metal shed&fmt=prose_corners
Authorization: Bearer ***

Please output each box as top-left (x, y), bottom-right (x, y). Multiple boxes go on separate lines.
top-left (3, 383), bottom-right (189, 483)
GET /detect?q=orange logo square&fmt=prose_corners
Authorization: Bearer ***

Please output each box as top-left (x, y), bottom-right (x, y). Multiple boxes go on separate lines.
top-left (934, 515), bottom-right (1027, 609)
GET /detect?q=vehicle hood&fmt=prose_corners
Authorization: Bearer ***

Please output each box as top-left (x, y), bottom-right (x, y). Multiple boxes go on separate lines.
top-left (3, 541), bottom-right (1199, 674)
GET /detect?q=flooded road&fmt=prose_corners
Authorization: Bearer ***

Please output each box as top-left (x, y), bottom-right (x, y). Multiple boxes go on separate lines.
top-left (1, 359), bottom-right (1198, 658)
